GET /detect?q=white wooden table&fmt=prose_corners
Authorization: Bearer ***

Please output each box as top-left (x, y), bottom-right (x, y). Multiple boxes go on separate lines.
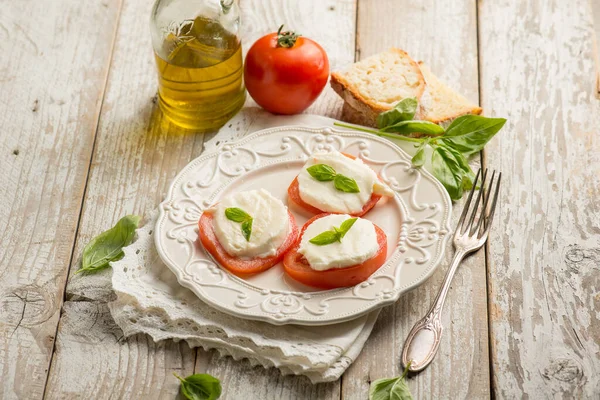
top-left (1, 0), bottom-right (599, 398)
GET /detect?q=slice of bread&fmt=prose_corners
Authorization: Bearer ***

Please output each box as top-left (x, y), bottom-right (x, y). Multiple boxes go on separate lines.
top-left (417, 62), bottom-right (482, 124)
top-left (331, 49), bottom-right (482, 127)
top-left (331, 48), bottom-right (426, 127)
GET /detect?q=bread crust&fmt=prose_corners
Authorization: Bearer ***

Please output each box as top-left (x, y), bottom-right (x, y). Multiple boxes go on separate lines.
top-left (330, 48), bottom-right (426, 125)
top-left (331, 49), bottom-right (483, 128)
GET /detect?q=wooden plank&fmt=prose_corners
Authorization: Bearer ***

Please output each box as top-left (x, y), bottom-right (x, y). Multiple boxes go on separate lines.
top-left (45, 0), bottom-right (356, 398)
top-left (593, 0), bottom-right (600, 95)
top-left (341, 0), bottom-right (491, 399)
top-left (192, 1), bottom-right (356, 398)
top-left (0, 0), bottom-right (121, 398)
top-left (479, 0), bottom-right (600, 398)
top-left (42, 0), bottom-right (203, 397)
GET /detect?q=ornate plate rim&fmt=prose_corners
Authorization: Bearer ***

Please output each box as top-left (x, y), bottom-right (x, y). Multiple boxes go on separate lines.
top-left (155, 125), bottom-right (452, 326)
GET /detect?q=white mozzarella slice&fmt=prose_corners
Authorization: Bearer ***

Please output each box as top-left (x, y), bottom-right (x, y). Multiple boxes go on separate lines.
top-left (212, 189), bottom-right (289, 259)
top-left (297, 151), bottom-right (393, 214)
top-left (298, 214), bottom-right (379, 271)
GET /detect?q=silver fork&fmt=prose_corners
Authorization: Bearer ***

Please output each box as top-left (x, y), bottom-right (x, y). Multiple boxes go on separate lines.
top-left (401, 168), bottom-right (501, 372)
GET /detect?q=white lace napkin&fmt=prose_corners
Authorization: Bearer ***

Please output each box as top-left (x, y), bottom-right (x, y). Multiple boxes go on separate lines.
top-left (108, 211), bottom-right (378, 383)
top-left (107, 109), bottom-right (381, 383)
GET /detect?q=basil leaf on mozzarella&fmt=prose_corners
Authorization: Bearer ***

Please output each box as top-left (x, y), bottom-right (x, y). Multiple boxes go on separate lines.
top-left (334, 174), bottom-right (360, 193)
top-left (225, 207), bottom-right (253, 241)
top-left (225, 207), bottom-right (251, 223)
top-left (309, 217), bottom-right (358, 245)
top-left (306, 164), bottom-right (337, 181)
top-left (306, 162), bottom-right (361, 194)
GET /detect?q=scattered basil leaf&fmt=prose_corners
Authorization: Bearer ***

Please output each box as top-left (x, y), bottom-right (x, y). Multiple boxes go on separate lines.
top-left (441, 115), bottom-right (506, 155)
top-left (338, 217), bottom-right (358, 238)
top-left (306, 164), bottom-right (337, 181)
top-left (77, 215), bottom-right (141, 274)
top-left (225, 207), bottom-right (251, 223)
top-left (309, 230), bottom-right (342, 246)
top-left (225, 207), bottom-right (253, 241)
top-left (380, 120), bottom-right (445, 136)
top-left (174, 373), bottom-right (222, 400)
top-left (334, 174), bottom-right (360, 193)
top-left (309, 217), bottom-right (358, 245)
top-left (376, 97), bottom-right (418, 128)
top-left (431, 146), bottom-right (465, 200)
top-left (369, 363), bottom-right (413, 400)
top-left (241, 218), bottom-right (253, 242)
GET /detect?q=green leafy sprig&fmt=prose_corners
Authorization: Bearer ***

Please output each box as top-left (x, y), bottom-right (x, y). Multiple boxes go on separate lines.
top-left (309, 217), bottom-right (358, 246)
top-left (306, 164), bottom-right (360, 193)
top-left (225, 207), bottom-right (253, 241)
top-left (174, 373), bottom-right (222, 400)
top-left (369, 362), bottom-right (413, 400)
top-left (334, 98), bottom-right (506, 200)
top-left (76, 215), bottom-right (141, 274)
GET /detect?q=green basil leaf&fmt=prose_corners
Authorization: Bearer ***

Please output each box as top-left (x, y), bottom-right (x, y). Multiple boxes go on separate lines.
top-left (309, 230), bottom-right (341, 246)
top-left (369, 378), bottom-right (399, 400)
top-left (376, 98), bottom-right (418, 128)
top-left (334, 174), bottom-right (360, 193)
top-left (441, 144), bottom-right (476, 190)
top-left (431, 146), bottom-right (465, 201)
top-left (241, 218), bottom-right (253, 242)
top-left (307, 164), bottom-right (337, 181)
top-left (380, 120), bottom-right (445, 136)
top-left (411, 147), bottom-right (426, 167)
top-left (174, 373), bottom-right (222, 400)
top-left (369, 364), bottom-right (413, 400)
top-left (339, 217), bottom-right (358, 238)
top-left (441, 115), bottom-right (506, 155)
top-left (77, 215), bottom-right (141, 274)
top-left (389, 378), bottom-right (413, 400)
top-left (225, 207), bottom-right (251, 223)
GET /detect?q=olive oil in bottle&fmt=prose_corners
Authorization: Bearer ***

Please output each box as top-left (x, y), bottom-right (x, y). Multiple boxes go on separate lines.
top-left (153, 15), bottom-right (245, 131)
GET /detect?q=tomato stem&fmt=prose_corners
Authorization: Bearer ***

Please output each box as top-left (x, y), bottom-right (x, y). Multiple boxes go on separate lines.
top-left (276, 25), bottom-right (301, 48)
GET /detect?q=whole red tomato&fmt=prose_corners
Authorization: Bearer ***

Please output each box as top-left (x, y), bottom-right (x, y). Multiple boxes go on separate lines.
top-left (244, 26), bottom-right (329, 114)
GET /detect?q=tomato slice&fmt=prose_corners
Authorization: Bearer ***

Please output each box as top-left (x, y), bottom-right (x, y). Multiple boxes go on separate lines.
top-left (287, 152), bottom-right (383, 217)
top-left (198, 210), bottom-right (299, 277)
top-left (283, 214), bottom-right (388, 289)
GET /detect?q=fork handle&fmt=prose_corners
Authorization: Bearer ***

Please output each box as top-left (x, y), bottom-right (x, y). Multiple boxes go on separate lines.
top-left (401, 249), bottom-right (467, 372)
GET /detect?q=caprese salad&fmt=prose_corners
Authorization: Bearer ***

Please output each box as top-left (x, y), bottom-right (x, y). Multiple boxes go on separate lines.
top-left (197, 151), bottom-right (393, 289)
top-left (198, 189), bottom-right (299, 276)
top-left (283, 213), bottom-right (387, 289)
top-left (288, 150), bottom-right (394, 217)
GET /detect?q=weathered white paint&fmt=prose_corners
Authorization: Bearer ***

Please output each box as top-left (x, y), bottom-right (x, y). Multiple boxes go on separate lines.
top-left (479, 0), bottom-right (600, 397)
top-left (3, 0), bottom-right (598, 397)
top-left (45, 0), bottom-right (356, 398)
top-left (43, 0), bottom-right (204, 397)
top-left (340, 1), bottom-right (491, 399)
top-left (0, 0), bottom-right (121, 398)
top-left (592, 0), bottom-right (600, 95)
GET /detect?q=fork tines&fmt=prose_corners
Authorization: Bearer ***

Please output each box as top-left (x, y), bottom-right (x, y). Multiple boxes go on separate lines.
top-left (457, 168), bottom-right (501, 239)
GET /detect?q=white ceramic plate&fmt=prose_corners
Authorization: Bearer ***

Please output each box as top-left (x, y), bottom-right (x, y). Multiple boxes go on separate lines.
top-left (155, 125), bottom-right (452, 326)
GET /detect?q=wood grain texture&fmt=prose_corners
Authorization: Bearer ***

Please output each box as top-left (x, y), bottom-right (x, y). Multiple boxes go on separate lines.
top-left (43, 0), bottom-right (204, 397)
top-left (479, 0), bottom-right (600, 397)
top-left (592, 0), bottom-right (600, 95)
top-left (341, 0), bottom-right (491, 399)
top-left (45, 0), bottom-right (356, 398)
top-left (0, 0), bottom-right (121, 398)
